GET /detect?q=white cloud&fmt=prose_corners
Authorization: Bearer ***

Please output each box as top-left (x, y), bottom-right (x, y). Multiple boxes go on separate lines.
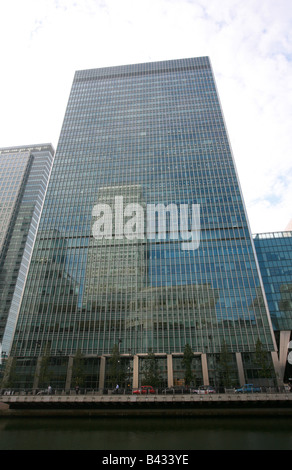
top-left (0, 0), bottom-right (291, 233)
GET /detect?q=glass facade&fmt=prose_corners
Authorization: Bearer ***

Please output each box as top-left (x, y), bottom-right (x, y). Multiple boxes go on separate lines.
top-left (253, 231), bottom-right (292, 332)
top-left (0, 145), bottom-right (55, 355)
top-left (7, 58), bottom-right (278, 388)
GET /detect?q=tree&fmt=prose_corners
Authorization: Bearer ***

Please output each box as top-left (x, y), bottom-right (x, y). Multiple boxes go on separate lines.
top-left (254, 338), bottom-right (272, 380)
top-left (72, 349), bottom-right (85, 388)
top-left (1, 357), bottom-right (17, 389)
top-left (142, 348), bottom-right (161, 387)
top-left (38, 343), bottom-right (52, 387)
top-left (218, 339), bottom-right (233, 388)
top-left (108, 344), bottom-right (125, 388)
top-left (182, 343), bottom-right (195, 387)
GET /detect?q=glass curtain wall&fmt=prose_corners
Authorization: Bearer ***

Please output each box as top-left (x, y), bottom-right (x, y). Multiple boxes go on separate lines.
top-left (9, 58), bottom-right (277, 386)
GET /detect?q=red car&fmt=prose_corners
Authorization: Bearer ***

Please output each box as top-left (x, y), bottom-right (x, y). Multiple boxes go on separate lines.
top-left (132, 385), bottom-right (155, 394)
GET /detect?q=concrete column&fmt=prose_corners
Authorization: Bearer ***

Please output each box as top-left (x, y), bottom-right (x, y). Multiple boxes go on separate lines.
top-left (133, 355), bottom-right (139, 388)
top-left (235, 352), bottom-right (245, 386)
top-left (201, 353), bottom-right (209, 385)
top-left (33, 356), bottom-right (42, 390)
top-left (278, 331), bottom-right (291, 383)
top-left (271, 351), bottom-right (283, 387)
top-left (98, 356), bottom-right (106, 390)
top-left (65, 356), bottom-right (74, 391)
top-left (167, 354), bottom-right (173, 387)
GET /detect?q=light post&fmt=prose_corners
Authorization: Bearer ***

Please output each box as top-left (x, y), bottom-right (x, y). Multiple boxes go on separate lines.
top-left (117, 339), bottom-right (122, 388)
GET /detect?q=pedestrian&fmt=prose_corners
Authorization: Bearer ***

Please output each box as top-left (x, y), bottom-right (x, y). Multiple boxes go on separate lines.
top-left (75, 385), bottom-right (79, 395)
top-left (48, 385), bottom-right (52, 395)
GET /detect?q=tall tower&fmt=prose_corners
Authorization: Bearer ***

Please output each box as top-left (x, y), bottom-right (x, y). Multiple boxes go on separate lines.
top-left (253, 230), bottom-right (292, 383)
top-left (7, 58), bottom-right (279, 389)
top-left (0, 144), bottom-right (54, 357)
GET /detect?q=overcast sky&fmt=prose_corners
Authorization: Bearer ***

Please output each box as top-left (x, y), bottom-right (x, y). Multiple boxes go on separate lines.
top-left (0, 0), bottom-right (291, 234)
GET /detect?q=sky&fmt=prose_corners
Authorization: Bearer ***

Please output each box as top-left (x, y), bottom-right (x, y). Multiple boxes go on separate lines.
top-left (0, 0), bottom-right (291, 234)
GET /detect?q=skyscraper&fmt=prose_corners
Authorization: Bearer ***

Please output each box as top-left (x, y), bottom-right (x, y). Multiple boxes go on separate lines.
top-left (6, 58), bottom-right (280, 390)
top-left (0, 144), bottom-right (54, 359)
top-left (253, 230), bottom-right (292, 382)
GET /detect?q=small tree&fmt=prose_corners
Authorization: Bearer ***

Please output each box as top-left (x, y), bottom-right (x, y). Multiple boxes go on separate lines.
top-left (182, 343), bottom-right (195, 387)
top-left (38, 343), bottom-right (52, 388)
top-left (254, 338), bottom-right (272, 381)
top-left (108, 344), bottom-right (125, 388)
top-left (72, 349), bottom-right (85, 388)
top-left (142, 348), bottom-right (161, 387)
top-left (1, 357), bottom-right (17, 389)
top-left (218, 339), bottom-right (233, 389)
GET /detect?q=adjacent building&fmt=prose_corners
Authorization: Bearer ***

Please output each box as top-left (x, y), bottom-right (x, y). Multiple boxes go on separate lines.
top-left (3, 58), bottom-right (281, 390)
top-left (253, 231), bottom-right (292, 382)
top-left (0, 144), bottom-right (54, 361)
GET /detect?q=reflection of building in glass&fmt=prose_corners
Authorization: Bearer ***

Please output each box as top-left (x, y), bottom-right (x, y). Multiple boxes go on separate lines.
top-left (0, 144), bottom-right (54, 355)
top-left (84, 184), bottom-right (146, 298)
top-left (10, 229), bottom-right (80, 356)
top-left (126, 283), bottom-right (219, 353)
top-left (84, 184), bottom-right (147, 352)
top-left (7, 58), bottom-right (281, 389)
top-left (253, 231), bottom-right (292, 382)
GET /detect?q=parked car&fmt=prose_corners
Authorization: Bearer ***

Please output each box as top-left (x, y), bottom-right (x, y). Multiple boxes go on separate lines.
top-left (192, 386), bottom-right (216, 394)
top-left (162, 387), bottom-right (190, 395)
top-left (162, 387), bottom-right (188, 394)
top-left (162, 387), bottom-right (176, 394)
top-left (235, 384), bottom-right (261, 393)
top-left (132, 385), bottom-right (155, 394)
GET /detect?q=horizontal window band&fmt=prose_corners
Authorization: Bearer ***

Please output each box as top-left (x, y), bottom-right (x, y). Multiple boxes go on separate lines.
top-left (75, 64), bottom-right (211, 83)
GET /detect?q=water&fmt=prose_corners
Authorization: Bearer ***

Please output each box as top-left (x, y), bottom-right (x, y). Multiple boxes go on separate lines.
top-left (1, 417), bottom-right (292, 450)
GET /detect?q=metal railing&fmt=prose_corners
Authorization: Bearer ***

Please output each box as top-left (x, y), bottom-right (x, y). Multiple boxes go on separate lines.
top-left (1, 385), bottom-right (291, 396)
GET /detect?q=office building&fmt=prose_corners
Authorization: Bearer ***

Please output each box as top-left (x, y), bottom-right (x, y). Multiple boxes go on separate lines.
top-left (253, 231), bottom-right (292, 382)
top-left (0, 144), bottom-right (54, 361)
top-left (5, 58), bottom-right (280, 390)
